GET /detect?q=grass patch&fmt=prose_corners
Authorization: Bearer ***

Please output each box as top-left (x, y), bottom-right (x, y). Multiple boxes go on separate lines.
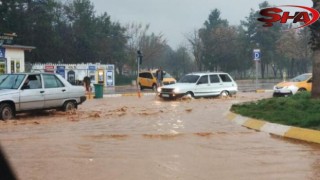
top-left (231, 92), bottom-right (320, 130)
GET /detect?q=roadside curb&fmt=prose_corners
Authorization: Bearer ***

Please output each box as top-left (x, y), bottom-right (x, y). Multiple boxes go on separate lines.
top-left (226, 112), bottom-right (320, 144)
top-left (256, 89), bottom-right (273, 93)
top-left (103, 92), bottom-right (156, 98)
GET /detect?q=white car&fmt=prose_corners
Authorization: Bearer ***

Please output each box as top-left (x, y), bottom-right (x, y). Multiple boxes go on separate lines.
top-left (0, 73), bottom-right (86, 120)
top-left (158, 72), bottom-right (238, 99)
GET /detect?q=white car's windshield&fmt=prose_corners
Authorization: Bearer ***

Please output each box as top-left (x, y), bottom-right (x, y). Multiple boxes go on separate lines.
top-left (179, 75), bottom-right (200, 83)
top-left (0, 74), bottom-right (26, 89)
top-left (290, 74), bottom-right (311, 82)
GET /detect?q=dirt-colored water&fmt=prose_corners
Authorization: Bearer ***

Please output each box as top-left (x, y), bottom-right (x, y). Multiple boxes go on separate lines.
top-left (0, 92), bottom-right (319, 180)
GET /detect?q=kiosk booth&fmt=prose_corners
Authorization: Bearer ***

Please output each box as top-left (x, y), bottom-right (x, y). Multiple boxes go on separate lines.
top-left (0, 33), bottom-right (35, 74)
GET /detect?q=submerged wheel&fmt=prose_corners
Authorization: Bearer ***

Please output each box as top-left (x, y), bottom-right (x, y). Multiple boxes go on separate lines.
top-left (0, 103), bottom-right (14, 120)
top-left (186, 91), bottom-right (194, 98)
top-left (298, 88), bottom-right (306, 92)
top-left (220, 90), bottom-right (229, 98)
top-left (63, 101), bottom-right (77, 112)
top-left (152, 84), bottom-right (157, 92)
top-left (139, 83), bottom-right (144, 90)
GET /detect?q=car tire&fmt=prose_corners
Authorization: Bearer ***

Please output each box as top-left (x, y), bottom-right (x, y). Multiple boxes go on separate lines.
top-left (152, 84), bottom-right (157, 92)
top-left (220, 90), bottom-right (229, 98)
top-left (139, 83), bottom-right (144, 90)
top-left (186, 91), bottom-right (194, 98)
top-left (298, 88), bottom-right (306, 92)
top-left (0, 103), bottom-right (14, 120)
top-left (63, 101), bottom-right (77, 112)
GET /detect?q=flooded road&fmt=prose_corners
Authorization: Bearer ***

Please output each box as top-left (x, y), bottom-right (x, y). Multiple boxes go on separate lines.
top-left (0, 92), bottom-right (320, 180)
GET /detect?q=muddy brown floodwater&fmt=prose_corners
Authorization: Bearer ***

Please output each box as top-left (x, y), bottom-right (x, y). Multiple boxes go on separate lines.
top-left (0, 92), bottom-right (320, 180)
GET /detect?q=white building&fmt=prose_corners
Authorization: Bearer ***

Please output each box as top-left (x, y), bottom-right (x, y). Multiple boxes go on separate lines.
top-left (0, 44), bottom-right (35, 74)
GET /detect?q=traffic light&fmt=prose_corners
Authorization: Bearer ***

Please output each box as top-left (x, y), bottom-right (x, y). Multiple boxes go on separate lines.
top-left (137, 50), bottom-right (143, 65)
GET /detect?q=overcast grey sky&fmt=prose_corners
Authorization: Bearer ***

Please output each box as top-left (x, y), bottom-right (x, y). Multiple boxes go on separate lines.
top-left (90, 0), bottom-right (312, 49)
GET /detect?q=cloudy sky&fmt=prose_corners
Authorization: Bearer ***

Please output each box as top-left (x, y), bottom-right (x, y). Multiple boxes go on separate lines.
top-left (90, 0), bottom-right (313, 49)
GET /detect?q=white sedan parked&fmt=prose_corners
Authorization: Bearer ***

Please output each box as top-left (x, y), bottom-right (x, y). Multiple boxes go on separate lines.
top-left (158, 72), bottom-right (238, 99)
top-left (0, 73), bottom-right (86, 120)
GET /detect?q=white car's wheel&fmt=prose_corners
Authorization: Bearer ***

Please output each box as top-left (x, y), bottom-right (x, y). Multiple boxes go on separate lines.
top-left (139, 83), bottom-right (144, 90)
top-left (0, 103), bottom-right (14, 120)
top-left (186, 91), bottom-right (194, 98)
top-left (63, 101), bottom-right (77, 112)
top-left (220, 90), bottom-right (229, 98)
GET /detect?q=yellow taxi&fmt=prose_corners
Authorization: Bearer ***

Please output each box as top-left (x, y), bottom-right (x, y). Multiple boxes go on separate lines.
top-left (273, 73), bottom-right (312, 97)
top-left (138, 69), bottom-right (176, 91)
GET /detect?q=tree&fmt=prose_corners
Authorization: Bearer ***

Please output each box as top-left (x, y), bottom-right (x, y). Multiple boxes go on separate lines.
top-left (276, 27), bottom-right (312, 78)
top-left (241, 1), bottom-right (282, 78)
top-left (64, 0), bottom-right (97, 63)
top-left (107, 22), bottom-right (128, 75)
top-left (125, 23), bottom-right (166, 71)
top-left (297, 28), bottom-right (312, 74)
top-left (187, 30), bottom-right (204, 71)
top-left (276, 30), bottom-right (300, 77)
top-left (169, 45), bottom-right (193, 78)
top-left (309, 0), bottom-right (320, 98)
top-left (199, 9), bottom-right (230, 71)
top-left (231, 26), bottom-right (252, 79)
top-left (0, 0), bottom-right (63, 62)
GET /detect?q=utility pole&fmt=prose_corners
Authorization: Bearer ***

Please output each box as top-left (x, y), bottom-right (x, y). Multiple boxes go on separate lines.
top-left (137, 50), bottom-right (143, 98)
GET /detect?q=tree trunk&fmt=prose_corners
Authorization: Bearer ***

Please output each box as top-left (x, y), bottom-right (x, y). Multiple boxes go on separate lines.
top-left (290, 58), bottom-right (294, 78)
top-left (271, 65), bottom-right (277, 79)
top-left (260, 61), bottom-right (265, 79)
top-left (311, 50), bottom-right (320, 98)
top-left (310, 1), bottom-right (320, 98)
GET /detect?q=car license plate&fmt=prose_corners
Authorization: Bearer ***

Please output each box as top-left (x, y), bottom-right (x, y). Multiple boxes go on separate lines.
top-left (162, 94), bottom-right (169, 97)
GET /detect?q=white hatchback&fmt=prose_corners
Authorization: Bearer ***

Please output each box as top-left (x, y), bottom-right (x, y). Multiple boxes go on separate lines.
top-left (158, 72), bottom-right (238, 99)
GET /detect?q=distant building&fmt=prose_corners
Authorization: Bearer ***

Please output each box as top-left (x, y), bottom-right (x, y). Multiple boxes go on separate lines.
top-left (31, 63), bottom-right (115, 87)
top-left (0, 33), bottom-right (35, 74)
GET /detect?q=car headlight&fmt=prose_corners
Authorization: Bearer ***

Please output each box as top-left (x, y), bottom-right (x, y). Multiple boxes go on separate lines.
top-left (173, 88), bottom-right (180, 93)
top-left (157, 87), bottom-right (162, 93)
